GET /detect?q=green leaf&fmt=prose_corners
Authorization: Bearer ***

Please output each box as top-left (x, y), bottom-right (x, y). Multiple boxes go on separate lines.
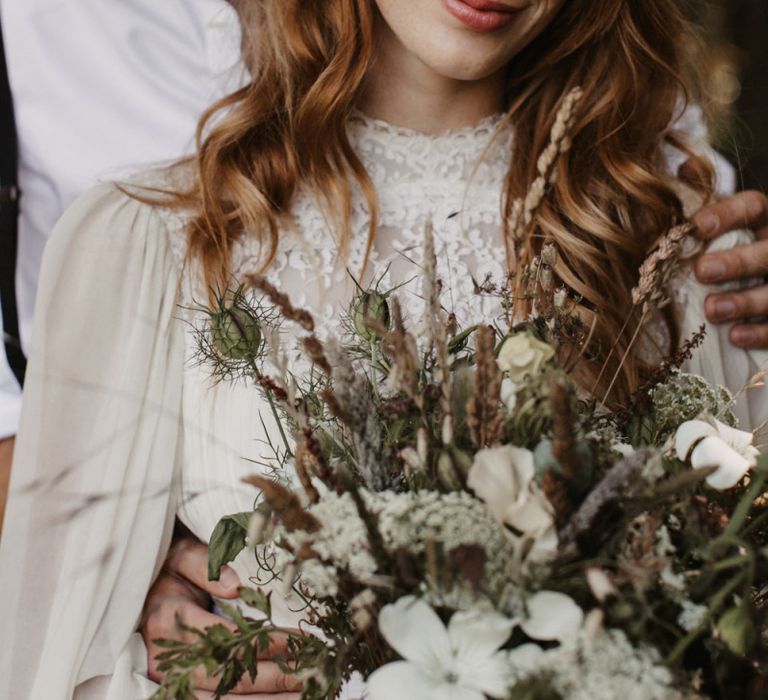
top-left (448, 325), bottom-right (478, 354)
top-left (208, 512), bottom-right (251, 581)
top-left (239, 587), bottom-right (272, 616)
top-left (717, 604), bottom-right (756, 656)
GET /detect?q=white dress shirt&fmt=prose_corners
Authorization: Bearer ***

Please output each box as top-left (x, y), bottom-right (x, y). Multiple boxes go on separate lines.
top-left (0, 0), bottom-right (243, 439)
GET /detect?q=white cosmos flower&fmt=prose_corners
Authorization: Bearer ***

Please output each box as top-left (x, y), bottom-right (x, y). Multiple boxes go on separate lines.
top-left (674, 417), bottom-right (759, 490)
top-left (467, 446), bottom-right (557, 563)
top-left (367, 596), bottom-right (515, 700)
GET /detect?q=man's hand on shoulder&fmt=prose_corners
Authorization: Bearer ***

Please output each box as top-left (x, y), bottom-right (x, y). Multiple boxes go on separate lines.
top-left (692, 190), bottom-right (768, 348)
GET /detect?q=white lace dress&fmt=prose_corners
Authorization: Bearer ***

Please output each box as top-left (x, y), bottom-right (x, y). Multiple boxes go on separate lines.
top-left (0, 113), bottom-right (765, 700)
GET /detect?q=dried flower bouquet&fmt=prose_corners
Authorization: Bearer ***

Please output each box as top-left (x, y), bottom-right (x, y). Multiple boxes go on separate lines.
top-left (153, 91), bottom-right (768, 700)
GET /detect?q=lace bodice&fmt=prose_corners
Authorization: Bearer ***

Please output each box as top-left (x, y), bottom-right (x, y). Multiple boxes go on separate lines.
top-left (169, 112), bottom-right (514, 339)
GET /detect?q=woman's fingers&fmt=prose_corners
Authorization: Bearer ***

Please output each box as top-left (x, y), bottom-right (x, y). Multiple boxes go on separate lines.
top-left (146, 596), bottom-right (300, 692)
top-left (165, 536), bottom-right (241, 599)
top-left (695, 239), bottom-right (768, 285)
top-left (195, 693), bottom-right (301, 700)
top-left (191, 661), bottom-right (303, 695)
top-left (704, 284), bottom-right (768, 324)
top-left (692, 190), bottom-right (768, 242)
top-left (142, 574), bottom-right (302, 693)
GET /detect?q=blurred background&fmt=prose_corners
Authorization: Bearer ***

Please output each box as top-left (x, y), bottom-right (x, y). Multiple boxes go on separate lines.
top-left (690, 0), bottom-right (768, 190)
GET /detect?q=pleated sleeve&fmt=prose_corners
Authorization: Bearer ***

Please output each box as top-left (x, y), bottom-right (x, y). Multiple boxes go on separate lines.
top-left (0, 183), bottom-right (185, 699)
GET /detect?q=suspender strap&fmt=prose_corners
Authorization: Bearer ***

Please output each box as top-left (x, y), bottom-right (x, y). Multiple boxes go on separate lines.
top-left (0, 19), bottom-right (26, 387)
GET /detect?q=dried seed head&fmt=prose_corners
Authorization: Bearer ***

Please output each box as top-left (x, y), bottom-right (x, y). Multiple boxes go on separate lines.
top-left (554, 287), bottom-right (568, 311)
top-left (541, 242), bottom-right (558, 268)
top-left (540, 267), bottom-right (554, 292)
top-left (437, 451), bottom-right (463, 491)
top-left (352, 608), bottom-right (373, 631)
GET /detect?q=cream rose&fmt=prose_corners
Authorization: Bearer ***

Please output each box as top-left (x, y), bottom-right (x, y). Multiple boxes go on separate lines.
top-left (496, 332), bottom-right (555, 383)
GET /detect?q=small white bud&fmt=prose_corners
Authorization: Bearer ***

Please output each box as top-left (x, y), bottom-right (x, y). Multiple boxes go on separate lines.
top-left (247, 512), bottom-right (270, 547)
top-left (586, 567), bottom-right (617, 602)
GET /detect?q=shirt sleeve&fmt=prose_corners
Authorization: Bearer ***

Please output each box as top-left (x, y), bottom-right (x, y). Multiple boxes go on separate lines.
top-left (0, 351), bottom-right (22, 439)
top-left (664, 102), bottom-right (737, 198)
top-left (676, 229), bottom-right (768, 432)
top-left (0, 183), bottom-right (185, 699)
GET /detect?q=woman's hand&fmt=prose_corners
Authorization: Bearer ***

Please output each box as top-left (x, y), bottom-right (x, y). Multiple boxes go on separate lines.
top-left (692, 190), bottom-right (768, 348)
top-left (141, 536), bottom-right (302, 698)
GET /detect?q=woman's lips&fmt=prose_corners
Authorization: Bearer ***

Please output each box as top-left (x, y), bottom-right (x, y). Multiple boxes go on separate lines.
top-left (443, 0), bottom-right (522, 33)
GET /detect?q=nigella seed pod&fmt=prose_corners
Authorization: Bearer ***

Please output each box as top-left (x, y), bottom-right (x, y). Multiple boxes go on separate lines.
top-left (211, 306), bottom-right (263, 361)
top-left (352, 290), bottom-right (391, 341)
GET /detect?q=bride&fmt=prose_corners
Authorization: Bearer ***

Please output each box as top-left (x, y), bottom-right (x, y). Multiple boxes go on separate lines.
top-left (1, 0), bottom-right (766, 698)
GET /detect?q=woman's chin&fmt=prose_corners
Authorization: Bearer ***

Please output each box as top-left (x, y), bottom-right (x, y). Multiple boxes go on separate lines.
top-left (407, 34), bottom-right (516, 82)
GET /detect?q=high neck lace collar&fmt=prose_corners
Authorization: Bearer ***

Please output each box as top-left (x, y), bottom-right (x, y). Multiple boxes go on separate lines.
top-left (347, 110), bottom-right (514, 185)
top-left (349, 110), bottom-right (506, 139)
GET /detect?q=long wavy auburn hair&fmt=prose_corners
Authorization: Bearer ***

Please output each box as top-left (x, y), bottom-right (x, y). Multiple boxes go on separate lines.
top-left (158, 0), bottom-right (714, 406)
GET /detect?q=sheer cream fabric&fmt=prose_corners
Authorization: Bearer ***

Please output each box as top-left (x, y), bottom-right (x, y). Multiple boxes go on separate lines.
top-left (0, 114), bottom-right (765, 699)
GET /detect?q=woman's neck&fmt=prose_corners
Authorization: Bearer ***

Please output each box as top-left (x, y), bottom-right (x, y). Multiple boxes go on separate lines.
top-left (360, 24), bottom-right (507, 135)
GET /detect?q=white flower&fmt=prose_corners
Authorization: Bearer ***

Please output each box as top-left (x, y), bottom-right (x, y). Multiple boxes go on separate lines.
top-left (506, 592), bottom-right (586, 681)
top-left (497, 332), bottom-right (555, 383)
top-left (520, 590), bottom-right (584, 643)
top-left (500, 378), bottom-right (518, 414)
top-left (367, 596), bottom-right (515, 700)
top-left (674, 417), bottom-right (759, 490)
top-left (677, 600), bottom-right (708, 632)
top-left (612, 442), bottom-right (635, 458)
top-left (467, 446), bottom-right (557, 562)
top-left (586, 568), bottom-right (617, 603)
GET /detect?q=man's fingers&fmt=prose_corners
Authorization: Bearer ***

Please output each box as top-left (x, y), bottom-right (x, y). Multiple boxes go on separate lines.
top-left (692, 190), bottom-right (768, 241)
top-left (704, 285), bottom-right (768, 324)
top-left (695, 239), bottom-right (768, 284)
top-left (165, 537), bottom-right (241, 598)
top-left (730, 323), bottom-right (768, 350)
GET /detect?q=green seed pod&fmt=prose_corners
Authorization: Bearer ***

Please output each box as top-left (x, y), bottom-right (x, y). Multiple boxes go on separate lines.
top-left (717, 604), bottom-right (755, 656)
top-left (353, 291), bottom-right (391, 341)
top-left (211, 306), bottom-right (262, 361)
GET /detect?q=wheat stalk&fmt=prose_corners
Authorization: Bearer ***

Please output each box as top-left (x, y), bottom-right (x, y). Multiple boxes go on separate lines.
top-left (509, 87), bottom-right (584, 244)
